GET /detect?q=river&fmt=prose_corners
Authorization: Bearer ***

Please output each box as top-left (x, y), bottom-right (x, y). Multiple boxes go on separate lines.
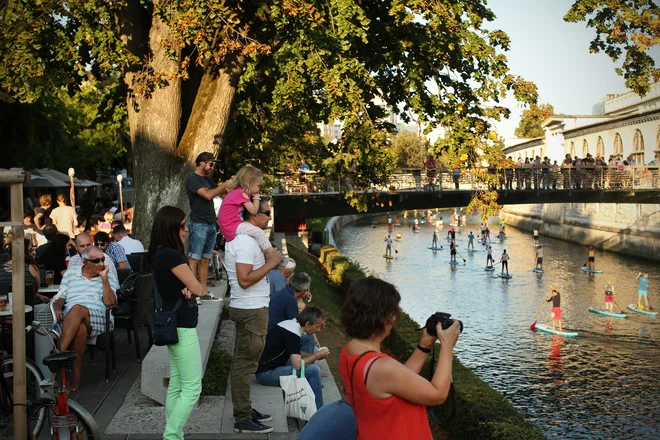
top-left (335, 211), bottom-right (660, 440)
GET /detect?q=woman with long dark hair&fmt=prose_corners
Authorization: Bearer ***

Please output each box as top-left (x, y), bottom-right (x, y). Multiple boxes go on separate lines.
top-left (149, 206), bottom-right (204, 440)
top-left (339, 277), bottom-right (460, 439)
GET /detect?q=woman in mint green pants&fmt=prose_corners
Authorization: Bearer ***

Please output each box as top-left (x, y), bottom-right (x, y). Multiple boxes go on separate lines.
top-left (149, 206), bottom-right (205, 440)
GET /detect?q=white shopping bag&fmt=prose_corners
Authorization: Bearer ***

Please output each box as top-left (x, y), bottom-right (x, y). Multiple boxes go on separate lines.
top-left (279, 360), bottom-right (317, 421)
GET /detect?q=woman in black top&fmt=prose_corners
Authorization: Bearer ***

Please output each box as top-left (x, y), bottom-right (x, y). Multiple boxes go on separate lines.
top-left (148, 206), bottom-right (204, 440)
top-left (42, 234), bottom-right (70, 285)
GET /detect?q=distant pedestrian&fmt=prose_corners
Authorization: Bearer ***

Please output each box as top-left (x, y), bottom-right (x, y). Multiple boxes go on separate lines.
top-left (50, 194), bottom-right (78, 238)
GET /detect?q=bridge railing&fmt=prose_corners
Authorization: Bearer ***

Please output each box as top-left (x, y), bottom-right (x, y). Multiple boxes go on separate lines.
top-left (272, 165), bottom-right (660, 194)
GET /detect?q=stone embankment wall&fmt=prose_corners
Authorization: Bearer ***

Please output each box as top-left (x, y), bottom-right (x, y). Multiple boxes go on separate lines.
top-left (325, 214), bottom-right (368, 247)
top-left (501, 203), bottom-right (660, 261)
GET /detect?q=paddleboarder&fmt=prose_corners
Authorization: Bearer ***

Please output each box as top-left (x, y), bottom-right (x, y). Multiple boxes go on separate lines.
top-left (486, 243), bottom-right (494, 268)
top-left (637, 272), bottom-right (650, 310)
top-left (479, 222), bottom-right (486, 241)
top-left (535, 245), bottom-right (543, 270)
top-left (431, 231), bottom-right (439, 249)
top-left (384, 235), bottom-right (394, 258)
top-left (500, 249), bottom-right (510, 276)
top-left (467, 231), bottom-right (475, 251)
top-left (604, 280), bottom-right (615, 313)
top-left (387, 216), bottom-right (393, 233)
top-left (450, 240), bottom-right (457, 263)
top-left (447, 224), bottom-right (453, 239)
top-left (533, 228), bottom-right (540, 245)
top-left (587, 246), bottom-right (596, 271)
top-left (485, 225), bottom-right (491, 242)
top-left (545, 287), bottom-right (562, 332)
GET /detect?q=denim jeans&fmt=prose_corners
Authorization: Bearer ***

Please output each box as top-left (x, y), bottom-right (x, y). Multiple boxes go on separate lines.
top-left (298, 399), bottom-right (356, 440)
top-left (164, 328), bottom-right (202, 440)
top-left (188, 221), bottom-right (216, 260)
top-left (255, 361), bottom-right (324, 411)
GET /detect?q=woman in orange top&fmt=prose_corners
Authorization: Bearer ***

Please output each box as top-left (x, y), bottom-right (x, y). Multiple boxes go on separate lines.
top-left (339, 277), bottom-right (460, 439)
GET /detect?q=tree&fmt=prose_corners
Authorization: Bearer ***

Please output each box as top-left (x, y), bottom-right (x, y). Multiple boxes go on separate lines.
top-left (514, 103), bottom-right (554, 139)
top-left (1, 0), bottom-right (537, 240)
top-left (391, 131), bottom-right (428, 169)
top-left (564, 0), bottom-right (660, 96)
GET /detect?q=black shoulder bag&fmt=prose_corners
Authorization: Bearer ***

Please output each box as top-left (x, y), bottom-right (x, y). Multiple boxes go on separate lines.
top-left (152, 272), bottom-right (183, 346)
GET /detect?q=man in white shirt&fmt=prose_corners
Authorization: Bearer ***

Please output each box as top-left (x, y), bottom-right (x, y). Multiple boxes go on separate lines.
top-left (225, 197), bottom-right (282, 435)
top-left (112, 224), bottom-right (144, 254)
top-left (65, 233), bottom-right (118, 288)
top-left (49, 194), bottom-right (78, 238)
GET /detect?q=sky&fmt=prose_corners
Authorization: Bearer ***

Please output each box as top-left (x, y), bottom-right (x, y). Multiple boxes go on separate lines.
top-left (485, 0), bottom-right (655, 139)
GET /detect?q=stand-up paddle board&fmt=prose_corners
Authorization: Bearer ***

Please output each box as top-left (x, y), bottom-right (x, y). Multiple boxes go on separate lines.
top-left (531, 243), bottom-right (541, 247)
top-left (413, 230), bottom-right (420, 233)
top-left (383, 255), bottom-right (394, 260)
top-left (580, 267), bottom-right (603, 274)
top-left (497, 274), bottom-right (513, 279)
top-left (484, 266), bottom-right (495, 271)
top-left (589, 307), bottom-right (627, 318)
top-left (627, 304), bottom-right (658, 317)
top-left (428, 247), bottom-right (443, 250)
top-left (533, 268), bottom-right (544, 273)
top-left (467, 248), bottom-right (479, 252)
top-left (448, 261), bottom-right (459, 266)
top-left (534, 324), bottom-right (579, 337)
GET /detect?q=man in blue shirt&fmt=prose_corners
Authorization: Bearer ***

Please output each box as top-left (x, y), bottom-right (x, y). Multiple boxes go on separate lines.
top-left (268, 272), bottom-right (316, 352)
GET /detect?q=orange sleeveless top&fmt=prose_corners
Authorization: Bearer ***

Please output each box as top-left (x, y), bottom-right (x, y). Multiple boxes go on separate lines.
top-left (339, 347), bottom-right (432, 440)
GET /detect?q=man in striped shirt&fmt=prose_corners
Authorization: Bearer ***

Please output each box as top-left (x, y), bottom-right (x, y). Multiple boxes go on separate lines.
top-left (66, 232), bottom-right (118, 285)
top-left (54, 246), bottom-right (118, 390)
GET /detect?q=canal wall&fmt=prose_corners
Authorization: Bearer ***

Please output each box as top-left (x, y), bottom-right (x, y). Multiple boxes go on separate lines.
top-left (325, 214), bottom-right (367, 247)
top-left (500, 203), bottom-right (660, 261)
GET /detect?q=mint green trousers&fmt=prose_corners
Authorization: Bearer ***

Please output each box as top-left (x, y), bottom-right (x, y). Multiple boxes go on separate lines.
top-left (164, 327), bottom-right (202, 440)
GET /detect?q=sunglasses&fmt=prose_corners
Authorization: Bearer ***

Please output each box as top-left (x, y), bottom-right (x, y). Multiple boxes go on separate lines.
top-left (258, 210), bottom-right (271, 217)
top-left (94, 242), bottom-right (106, 246)
top-left (85, 257), bottom-right (105, 264)
top-left (206, 161), bottom-right (215, 168)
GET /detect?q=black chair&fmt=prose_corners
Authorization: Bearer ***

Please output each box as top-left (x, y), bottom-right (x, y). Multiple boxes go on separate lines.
top-left (126, 252), bottom-right (147, 273)
top-left (113, 273), bottom-right (153, 362)
top-left (116, 268), bottom-right (132, 285)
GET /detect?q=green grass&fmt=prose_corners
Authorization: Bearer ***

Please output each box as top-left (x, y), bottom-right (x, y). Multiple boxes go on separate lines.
top-left (298, 243), bottom-right (546, 440)
top-left (306, 217), bottom-right (331, 233)
top-left (201, 347), bottom-right (232, 396)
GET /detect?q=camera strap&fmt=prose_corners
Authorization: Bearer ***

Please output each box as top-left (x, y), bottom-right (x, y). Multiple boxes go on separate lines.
top-left (426, 344), bottom-right (457, 425)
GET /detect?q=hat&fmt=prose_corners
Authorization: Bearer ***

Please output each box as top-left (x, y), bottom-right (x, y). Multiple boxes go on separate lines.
top-left (195, 152), bottom-right (216, 165)
top-left (283, 258), bottom-right (296, 271)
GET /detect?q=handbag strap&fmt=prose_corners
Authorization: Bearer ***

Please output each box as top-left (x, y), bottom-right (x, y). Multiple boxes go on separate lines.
top-left (292, 359), bottom-right (305, 378)
top-left (152, 271), bottom-right (183, 312)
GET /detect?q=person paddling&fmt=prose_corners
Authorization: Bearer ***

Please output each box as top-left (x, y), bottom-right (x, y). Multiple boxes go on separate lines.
top-left (479, 222), bottom-right (486, 241)
top-left (545, 287), bottom-right (562, 332)
top-left (450, 240), bottom-right (457, 263)
top-left (533, 228), bottom-right (540, 245)
top-left (604, 280), bottom-right (615, 313)
top-left (467, 231), bottom-right (475, 251)
top-left (431, 231), bottom-right (439, 249)
top-left (587, 246), bottom-right (596, 271)
top-left (500, 249), bottom-right (510, 276)
top-left (384, 235), bottom-right (394, 258)
top-left (637, 272), bottom-right (650, 310)
top-left (485, 243), bottom-right (494, 268)
top-left (535, 245), bottom-right (543, 270)
top-left (447, 224), bottom-right (453, 239)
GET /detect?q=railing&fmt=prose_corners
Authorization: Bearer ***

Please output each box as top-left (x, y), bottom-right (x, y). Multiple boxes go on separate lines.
top-left (272, 166), bottom-right (660, 194)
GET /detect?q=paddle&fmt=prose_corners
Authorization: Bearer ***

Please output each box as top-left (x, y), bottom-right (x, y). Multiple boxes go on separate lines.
top-left (456, 250), bottom-right (467, 264)
top-left (612, 298), bottom-right (625, 315)
top-left (530, 300), bottom-right (549, 331)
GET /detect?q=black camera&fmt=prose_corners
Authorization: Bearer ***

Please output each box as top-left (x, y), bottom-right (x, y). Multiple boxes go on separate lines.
top-left (424, 312), bottom-right (463, 336)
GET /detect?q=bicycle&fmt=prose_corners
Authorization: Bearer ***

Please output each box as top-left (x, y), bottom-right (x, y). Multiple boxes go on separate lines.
top-left (26, 321), bottom-right (101, 439)
top-left (0, 324), bottom-right (47, 439)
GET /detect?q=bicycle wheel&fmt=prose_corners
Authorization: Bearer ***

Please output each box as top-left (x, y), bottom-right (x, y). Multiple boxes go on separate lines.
top-left (28, 397), bottom-right (101, 440)
top-left (0, 357), bottom-right (46, 438)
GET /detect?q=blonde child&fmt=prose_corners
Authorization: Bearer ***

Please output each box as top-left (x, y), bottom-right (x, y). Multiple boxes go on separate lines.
top-left (604, 280), bottom-right (614, 313)
top-left (218, 166), bottom-right (277, 258)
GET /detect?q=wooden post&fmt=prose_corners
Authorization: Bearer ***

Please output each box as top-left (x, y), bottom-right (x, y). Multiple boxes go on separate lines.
top-left (11, 182), bottom-right (27, 440)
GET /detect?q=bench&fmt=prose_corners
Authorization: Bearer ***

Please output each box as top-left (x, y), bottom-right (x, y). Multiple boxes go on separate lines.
top-left (141, 283), bottom-right (225, 405)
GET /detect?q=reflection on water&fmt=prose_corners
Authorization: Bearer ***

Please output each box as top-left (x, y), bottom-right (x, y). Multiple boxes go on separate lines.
top-left (336, 213), bottom-right (660, 439)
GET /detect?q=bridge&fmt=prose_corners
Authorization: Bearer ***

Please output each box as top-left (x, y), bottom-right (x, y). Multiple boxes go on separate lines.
top-left (271, 166), bottom-right (660, 231)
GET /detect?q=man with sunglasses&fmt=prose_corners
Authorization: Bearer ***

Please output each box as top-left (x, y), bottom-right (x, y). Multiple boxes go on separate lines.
top-left (65, 232), bottom-right (118, 287)
top-left (185, 152), bottom-right (234, 300)
top-left (53, 246), bottom-right (118, 390)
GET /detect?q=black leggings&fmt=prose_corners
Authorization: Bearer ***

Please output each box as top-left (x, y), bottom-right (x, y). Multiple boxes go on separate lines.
top-left (502, 261), bottom-right (508, 272)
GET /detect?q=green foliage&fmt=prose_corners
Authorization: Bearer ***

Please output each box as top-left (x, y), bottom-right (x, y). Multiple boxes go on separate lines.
top-left (514, 104), bottom-right (554, 139)
top-left (0, 78), bottom-right (128, 174)
top-left (564, 0), bottom-right (660, 96)
top-left (202, 347), bottom-right (232, 396)
top-left (391, 131), bottom-right (429, 168)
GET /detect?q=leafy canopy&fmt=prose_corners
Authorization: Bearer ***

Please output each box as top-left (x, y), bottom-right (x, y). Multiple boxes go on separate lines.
top-left (514, 103), bottom-right (554, 139)
top-left (564, 0), bottom-right (660, 96)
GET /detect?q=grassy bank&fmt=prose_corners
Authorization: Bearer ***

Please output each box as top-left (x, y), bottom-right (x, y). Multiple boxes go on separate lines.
top-left (290, 245), bottom-right (545, 440)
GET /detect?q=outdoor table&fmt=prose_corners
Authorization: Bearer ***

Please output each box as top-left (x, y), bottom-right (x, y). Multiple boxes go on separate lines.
top-left (0, 305), bottom-right (33, 317)
top-left (38, 285), bottom-right (60, 294)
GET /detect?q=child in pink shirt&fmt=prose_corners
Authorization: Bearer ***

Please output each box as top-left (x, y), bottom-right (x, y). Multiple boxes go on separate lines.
top-left (218, 166), bottom-right (274, 255)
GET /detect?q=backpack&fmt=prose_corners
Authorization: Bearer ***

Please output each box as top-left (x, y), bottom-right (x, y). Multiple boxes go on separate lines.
top-left (112, 272), bottom-right (140, 317)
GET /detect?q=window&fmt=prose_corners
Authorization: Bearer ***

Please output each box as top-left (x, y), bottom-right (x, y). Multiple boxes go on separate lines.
top-left (531, 149), bottom-right (535, 157)
top-left (613, 133), bottom-right (623, 156)
top-left (631, 129), bottom-right (644, 165)
top-left (582, 139), bottom-right (588, 157)
top-left (540, 147), bottom-right (544, 158)
top-left (570, 141), bottom-right (576, 157)
top-left (596, 136), bottom-right (605, 158)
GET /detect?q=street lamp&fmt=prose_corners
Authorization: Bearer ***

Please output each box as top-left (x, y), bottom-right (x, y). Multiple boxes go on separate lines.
top-left (117, 174), bottom-right (124, 224)
top-left (67, 168), bottom-right (75, 207)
